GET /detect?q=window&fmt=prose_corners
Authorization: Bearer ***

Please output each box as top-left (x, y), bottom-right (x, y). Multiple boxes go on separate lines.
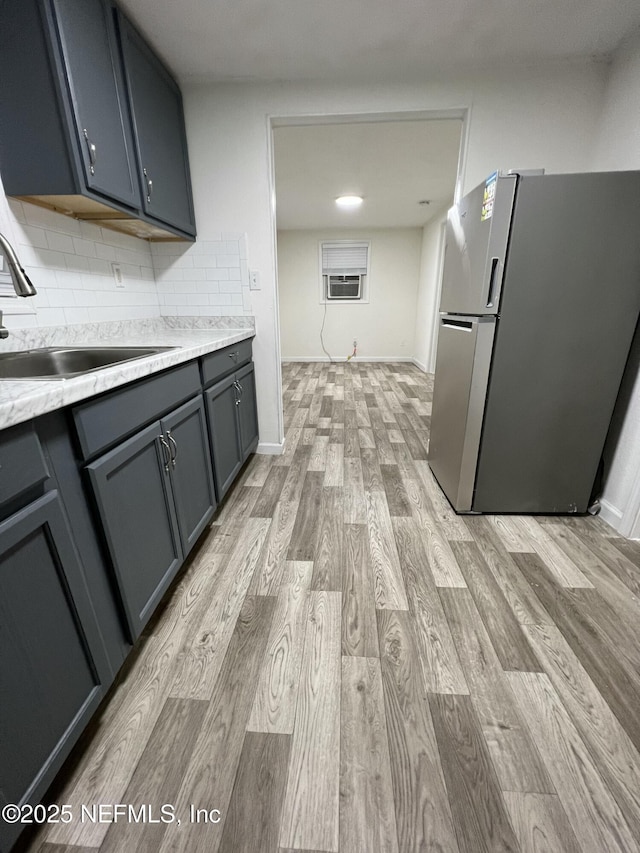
top-left (320, 240), bottom-right (370, 302)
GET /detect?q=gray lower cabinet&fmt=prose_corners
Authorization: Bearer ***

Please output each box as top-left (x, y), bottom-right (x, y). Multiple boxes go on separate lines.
top-left (163, 396), bottom-right (217, 554)
top-left (236, 362), bottom-right (259, 459)
top-left (0, 422), bottom-right (49, 518)
top-left (0, 348), bottom-right (256, 850)
top-left (205, 373), bottom-right (243, 500)
top-left (205, 362), bottom-right (259, 501)
top-left (0, 491), bottom-right (110, 853)
top-left (86, 395), bottom-right (215, 639)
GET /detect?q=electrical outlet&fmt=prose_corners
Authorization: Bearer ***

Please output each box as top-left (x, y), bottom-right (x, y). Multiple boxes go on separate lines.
top-left (111, 263), bottom-right (124, 288)
top-left (353, 339), bottom-right (357, 348)
top-left (249, 270), bottom-right (260, 290)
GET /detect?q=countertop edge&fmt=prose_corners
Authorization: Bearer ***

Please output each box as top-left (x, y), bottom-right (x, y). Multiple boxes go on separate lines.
top-left (0, 328), bottom-right (255, 431)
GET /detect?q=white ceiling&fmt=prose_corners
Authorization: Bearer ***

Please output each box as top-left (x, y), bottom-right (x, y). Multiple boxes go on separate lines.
top-left (273, 120), bottom-right (462, 230)
top-left (116, 0), bottom-right (639, 231)
top-left (118, 0), bottom-right (640, 83)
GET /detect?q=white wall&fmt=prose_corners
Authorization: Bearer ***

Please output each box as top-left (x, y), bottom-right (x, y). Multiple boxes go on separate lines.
top-left (592, 32), bottom-right (640, 171)
top-left (591, 30), bottom-right (640, 536)
top-left (183, 61), bottom-right (607, 448)
top-left (414, 206), bottom-right (448, 373)
top-left (278, 228), bottom-right (422, 360)
top-left (151, 235), bottom-right (251, 317)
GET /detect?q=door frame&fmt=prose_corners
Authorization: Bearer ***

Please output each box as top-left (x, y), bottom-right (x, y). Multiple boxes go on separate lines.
top-left (266, 105), bottom-right (470, 411)
top-left (427, 219), bottom-right (448, 373)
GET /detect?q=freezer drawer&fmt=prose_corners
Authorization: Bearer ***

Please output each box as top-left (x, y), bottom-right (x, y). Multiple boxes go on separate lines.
top-left (439, 173), bottom-right (516, 316)
top-left (428, 315), bottom-right (496, 511)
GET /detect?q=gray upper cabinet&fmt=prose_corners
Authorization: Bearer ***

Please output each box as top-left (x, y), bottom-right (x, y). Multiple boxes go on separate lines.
top-left (0, 0), bottom-right (196, 240)
top-left (117, 13), bottom-right (196, 236)
top-left (50, 0), bottom-right (141, 208)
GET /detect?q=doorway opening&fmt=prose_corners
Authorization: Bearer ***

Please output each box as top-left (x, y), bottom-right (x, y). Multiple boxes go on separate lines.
top-left (269, 110), bottom-right (467, 377)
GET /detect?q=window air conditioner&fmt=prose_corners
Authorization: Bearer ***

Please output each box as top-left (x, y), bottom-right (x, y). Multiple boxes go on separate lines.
top-left (327, 274), bottom-right (362, 299)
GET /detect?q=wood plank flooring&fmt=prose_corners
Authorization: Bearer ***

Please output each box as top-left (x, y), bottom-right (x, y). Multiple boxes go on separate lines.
top-left (21, 361), bottom-right (640, 853)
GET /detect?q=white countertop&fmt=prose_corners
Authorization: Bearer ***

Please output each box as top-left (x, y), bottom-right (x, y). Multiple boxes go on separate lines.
top-left (0, 318), bottom-right (255, 430)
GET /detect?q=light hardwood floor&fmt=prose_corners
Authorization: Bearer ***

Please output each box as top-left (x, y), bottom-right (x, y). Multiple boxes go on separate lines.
top-left (21, 361), bottom-right (640, 853)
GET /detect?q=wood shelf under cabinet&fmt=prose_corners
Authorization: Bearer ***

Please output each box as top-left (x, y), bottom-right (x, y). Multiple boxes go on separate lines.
top-left (16, 194), bottom-right (187, 242)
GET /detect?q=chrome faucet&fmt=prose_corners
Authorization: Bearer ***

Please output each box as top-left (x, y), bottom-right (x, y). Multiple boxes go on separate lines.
top-left (0, 231), bottom-right (37, 297)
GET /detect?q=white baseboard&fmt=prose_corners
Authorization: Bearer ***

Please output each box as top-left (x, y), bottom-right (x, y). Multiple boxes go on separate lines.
top-left (412, 357), bottom-right (428, 373)
top-left (281, 356), bottom-right (416, 363)
top-left (598, 498), bottom-right (624, 535)
top-left (257, 441), bottom-right (285, 455)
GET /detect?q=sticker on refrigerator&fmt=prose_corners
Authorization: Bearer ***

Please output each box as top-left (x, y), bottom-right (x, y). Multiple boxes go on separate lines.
top-left (481, 171), bottom-right (497, 222)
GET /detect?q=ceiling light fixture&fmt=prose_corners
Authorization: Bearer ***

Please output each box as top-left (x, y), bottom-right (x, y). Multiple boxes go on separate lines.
top-left (336, 195), bottom-right (363, 209)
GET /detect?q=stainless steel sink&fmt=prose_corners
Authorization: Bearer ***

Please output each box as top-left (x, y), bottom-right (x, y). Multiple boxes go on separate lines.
top-left (0, 346), bottom-right (175, 379)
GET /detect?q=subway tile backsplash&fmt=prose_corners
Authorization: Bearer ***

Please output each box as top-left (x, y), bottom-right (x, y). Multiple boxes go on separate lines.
top-left (151, 234), bottom-right (251, 317)
top-left (0, 189), bottom-right (252, 329)
top-left (0, 196), bottom-right (155, 327)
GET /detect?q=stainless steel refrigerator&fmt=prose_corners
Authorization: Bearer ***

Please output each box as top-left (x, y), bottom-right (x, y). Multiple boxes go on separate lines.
top-left (428, 169), bottom-right (640, 514)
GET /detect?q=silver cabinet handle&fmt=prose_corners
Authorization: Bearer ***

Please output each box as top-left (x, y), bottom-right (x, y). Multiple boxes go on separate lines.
top-left (229, 350), bottom-right (239, 362)
top-left (236, 380), bottom-right (244, 402)
top-left (83, 128), bottom-right (97, 175)
top-left (166, 430), bottom-right (177, 468)
top-left (233, 379), bottom-right (241, 406)
top-left (158, 435), bottom-right (171, 472)
top-left (143, 167), bottom-right (153, 203)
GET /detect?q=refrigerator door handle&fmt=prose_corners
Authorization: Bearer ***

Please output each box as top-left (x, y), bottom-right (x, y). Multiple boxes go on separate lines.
top-left (486, 257), bottom-right (502, 308)
top-left (441, 317), bottom-right (475, 331)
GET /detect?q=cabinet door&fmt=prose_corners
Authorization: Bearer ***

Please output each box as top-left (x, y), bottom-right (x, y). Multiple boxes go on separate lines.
top-left (236, 362), bottom-right (259, 460)
top-left (205, 374), bottom-right (243, 502)
top-left (162, 397), bottom-right (216, 557)
top-left (0, 491), bottom-right (108, 852)
top-left (49, 0), bottom-right (141, 207)
top-left (86, 421), bottom-right (182, 640)
top-left (118, 13), bottom-right (196, 236)
top-left (0, 421), bottom-right (49, 516)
